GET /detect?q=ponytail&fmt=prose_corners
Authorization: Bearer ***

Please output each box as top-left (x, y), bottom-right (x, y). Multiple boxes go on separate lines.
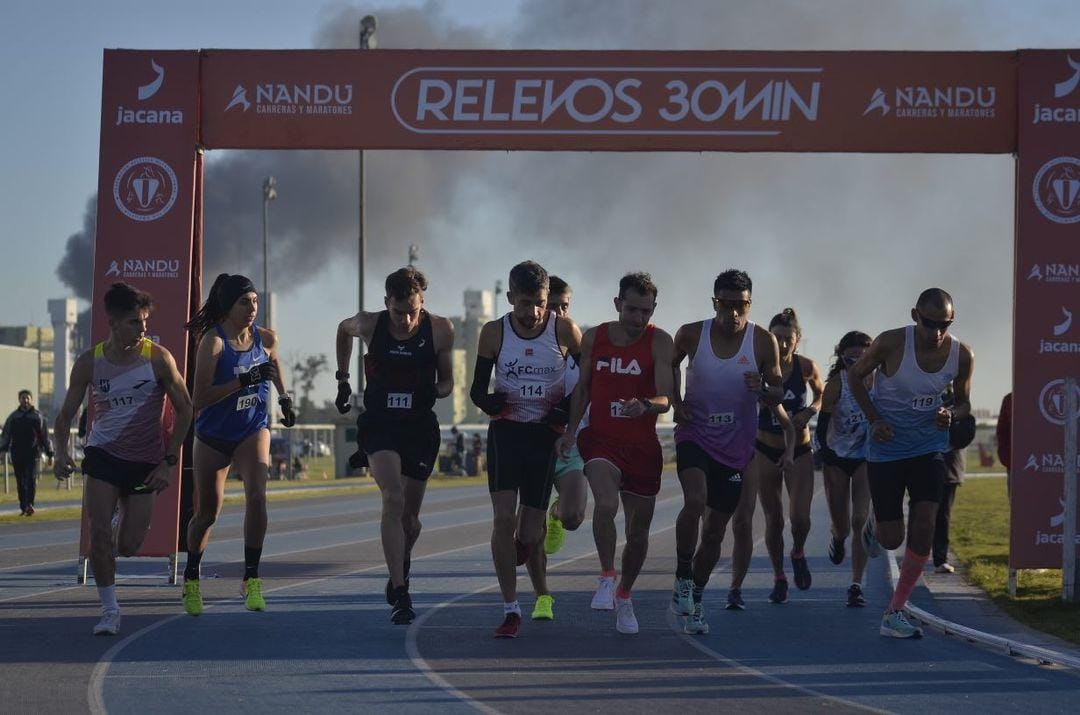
top-left (185, 273), bottom-right (231, 339)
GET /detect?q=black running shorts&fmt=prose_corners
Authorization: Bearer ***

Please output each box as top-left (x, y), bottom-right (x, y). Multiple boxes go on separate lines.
top-left (356, 410), bottom-right (441, 482)
top-left (486, 419), bottom-right (558, 510)
top-left (81, 446), bottom-right (158, 496)
top-left (868, 452), bottom-right (947, 522)
top-left (675, 440), bottom-right (744, 513)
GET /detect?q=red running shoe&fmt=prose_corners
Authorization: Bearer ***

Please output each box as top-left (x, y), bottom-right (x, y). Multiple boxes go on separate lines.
top-left (494, 612), bottom-right (522, 638)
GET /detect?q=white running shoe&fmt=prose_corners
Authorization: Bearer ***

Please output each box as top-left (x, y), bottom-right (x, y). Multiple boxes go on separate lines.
top-left (92, 610), bottom-right (121, 636)
top-left (591, 576), bottom-right (615, 610)
top-left (671, 577), bottom-right (694, 615)
top-left (615, 596), bottom-right (639, 634)
top-left (880, 610), bottom-right (923, 639)
top-left (684, 601), bottom-right (709, 635)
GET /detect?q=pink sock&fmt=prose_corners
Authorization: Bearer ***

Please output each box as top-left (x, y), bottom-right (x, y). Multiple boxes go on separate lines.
top-left (615, 585), bottom-right (632, 600)
top-left (601, 569), bottom-right (616, 579)
top-left (888, 547), bottom-right (929, 611)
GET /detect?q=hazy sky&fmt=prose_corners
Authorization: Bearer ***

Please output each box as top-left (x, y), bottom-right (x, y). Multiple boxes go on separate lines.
top-left (4, 1), bottom-right (1079, 410)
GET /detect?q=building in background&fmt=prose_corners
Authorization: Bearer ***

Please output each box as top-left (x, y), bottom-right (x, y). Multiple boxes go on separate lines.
top-left (0, 325), bottom-right (55, 410)
top-left (0, 345), bottom-right (41, 416)
top-left (48, 298), bottom-right (78, 413)
top-left (442, 287), bottom-right (497, 425)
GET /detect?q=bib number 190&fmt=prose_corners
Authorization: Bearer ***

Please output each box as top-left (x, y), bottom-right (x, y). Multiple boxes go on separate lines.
top-left (236, 394), bottom-right (259, 411)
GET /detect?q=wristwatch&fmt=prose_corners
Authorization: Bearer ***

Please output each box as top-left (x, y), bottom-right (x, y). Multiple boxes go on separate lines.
top-left (335, 370), bottom-right (350, 381)
top-left (164, 454), bottom-right (179, 467)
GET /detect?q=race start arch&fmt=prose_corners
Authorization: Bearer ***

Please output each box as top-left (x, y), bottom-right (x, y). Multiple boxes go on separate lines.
top-left (91, 48), bottom-right (1078, 573)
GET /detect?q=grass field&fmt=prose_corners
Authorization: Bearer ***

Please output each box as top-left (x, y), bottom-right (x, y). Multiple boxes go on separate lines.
top-left (951, 475), bottom-right (1080, 645)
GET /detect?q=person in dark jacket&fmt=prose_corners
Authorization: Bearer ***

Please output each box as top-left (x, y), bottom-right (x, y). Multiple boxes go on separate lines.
top-left (0, 390), bottom-right (54, 515)
top-left (934, 412), bottom-right (977, 573)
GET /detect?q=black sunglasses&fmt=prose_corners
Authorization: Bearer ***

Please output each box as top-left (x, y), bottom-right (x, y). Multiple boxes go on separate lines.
top-left (916, 311), bottom-right (953, 331)
top-left (713, 297), bottom-right (751, 312)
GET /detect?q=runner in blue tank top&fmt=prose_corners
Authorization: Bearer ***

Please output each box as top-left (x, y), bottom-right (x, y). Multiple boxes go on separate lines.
top-left (815, 330), bottom-right (874, 608)
top-left (847, 288), bottom-right (974, 639)
top-left (181, 274), bottom-right (295, 617)
top-left (752, 308), bottom-right (824, 604)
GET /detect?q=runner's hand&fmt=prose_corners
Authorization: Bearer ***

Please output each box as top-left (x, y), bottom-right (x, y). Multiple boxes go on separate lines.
top-left (791, 410), bottom-right (811, 431)
top-left (935, 407), bottom-right (953, 431)
top-left (780, 451), bottom-right (796, 472)
top-left (870, 419), bottom-right (894, 442)
top-left (279, 395), bottom-right (297, 427)
top-left (239, 361), bottom-right (277, 388)
top-left (54, 454), bottom-right (76, 481)
top-left (743, 371), bottom-right (763, 394)
top-left (477, 392), bottom-right (508, 417)
top-left (143, 462), bottom-right (172, 493)
top-left (335, 381), bottom-right (353, 413)
top-left (555, 432), bottom-right (575, 459)
top-left (673, 402), bottom-right (692, 424)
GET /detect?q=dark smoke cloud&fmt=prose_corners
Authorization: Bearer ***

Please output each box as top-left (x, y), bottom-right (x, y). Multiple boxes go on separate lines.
top-left (58, 0), bottom-right (1046, 407)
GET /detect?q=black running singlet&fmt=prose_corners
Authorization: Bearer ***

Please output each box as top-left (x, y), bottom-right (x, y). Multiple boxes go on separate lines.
top-left (757, 356), bottom-right (808, 434)
top-left (363, 311), bottom-right (437, 420)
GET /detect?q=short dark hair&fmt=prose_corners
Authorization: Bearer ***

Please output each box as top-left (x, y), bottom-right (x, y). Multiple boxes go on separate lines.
top-left (385, 266), bottom-right (428, 300)
top-left (104, 282), bottom-right (153, 318)
top-left (769, 307), bottom-right (801, 337)
top-left (17, 389), bottom-right (32, 399)
top-left (917, 287), bottom-right (953, 313)
top-left (548, 275), bottom-right (570, 296)
top-left (509, 261), bottom-right (549, 295)
top-left (619, 272), bottom-right (658, 300)
top-left (714, 269), bottom-right (752, 295)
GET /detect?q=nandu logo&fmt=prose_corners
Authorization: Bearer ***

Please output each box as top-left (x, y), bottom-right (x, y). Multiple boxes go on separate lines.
top-left (595, 357), bottom-right (642, 375)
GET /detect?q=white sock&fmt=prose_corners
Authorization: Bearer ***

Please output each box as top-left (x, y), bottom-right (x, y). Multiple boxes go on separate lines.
top-left (98, 584), bottom-right (119, 614)
top-left (503, 600), bottom-right (521, 615)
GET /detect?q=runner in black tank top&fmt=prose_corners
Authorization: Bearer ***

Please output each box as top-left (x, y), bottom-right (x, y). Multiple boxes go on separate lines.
top-left (335, 267), bottom-right (455, 626)
top-left (751, 308), bottom-right (824, 603)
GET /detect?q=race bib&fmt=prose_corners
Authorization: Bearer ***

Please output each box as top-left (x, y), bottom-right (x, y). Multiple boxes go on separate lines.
top-left (911, 394), bottom-right (939, 411)
top-left (237, 393), bottom-right (259, 411)
top-left (708, 412), bottom-right (735, 426)
top-left (519, 384), bottom-right (544, 399)
top-left (844, 412), bottom-right (867, 427)
top-left (609, 400), bottom-right (632, 418)
top-left (387, 392), bottom-right (413, 409)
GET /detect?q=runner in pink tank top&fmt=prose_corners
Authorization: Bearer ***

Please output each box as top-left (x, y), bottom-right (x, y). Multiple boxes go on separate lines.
top-left (52, 283), bottom-right (192, 637)
top-left (669, 270), bottom-right (790, 633)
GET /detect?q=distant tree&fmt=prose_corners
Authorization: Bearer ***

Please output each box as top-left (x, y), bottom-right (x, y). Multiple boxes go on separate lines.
top-left (291, 354), bottom-right (328, 417)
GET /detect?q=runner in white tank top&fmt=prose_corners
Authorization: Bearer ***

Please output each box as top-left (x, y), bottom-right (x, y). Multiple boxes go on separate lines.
top-left (816, 330), bottom-right (873, 608)
top-left (846, 288), bottom-right (974, 640)
top-left (52, 283), bottom-right (192, 636)
top-left (669, 270), bottom-right (788, 634)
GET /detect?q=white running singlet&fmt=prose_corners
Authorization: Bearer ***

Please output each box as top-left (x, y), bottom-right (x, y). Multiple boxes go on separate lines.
top-left (494, 312), bottom-right (567, 424)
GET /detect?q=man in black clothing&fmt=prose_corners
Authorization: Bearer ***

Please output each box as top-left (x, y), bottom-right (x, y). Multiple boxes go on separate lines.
top-left (934, 413), bottom-right (976, 573)
top-left (0, 390), bottom-right (54, 516)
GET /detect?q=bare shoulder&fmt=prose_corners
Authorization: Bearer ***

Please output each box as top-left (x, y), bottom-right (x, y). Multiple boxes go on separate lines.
top-left (797, 354), bottom-right (818, 377)
top-left (428, 313), bottom-right (455, 347)
top-left (876, 327), bottom-right (906, 350)
top-left (652, 326), bottom-right (675, 349)
top-left (70, 349), bottom-right (96, 380)
top-left (257, 326), bottom-right (278, 350)
top-left (198, 329), bottom-right (224, 354)
top-left (676, 320), bottom-right (704, 345)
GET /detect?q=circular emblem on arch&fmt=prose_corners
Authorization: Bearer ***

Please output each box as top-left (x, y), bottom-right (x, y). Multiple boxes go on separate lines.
top-left (1032, 156), bottom-right (1080, 224)
top-left (113, 156), bottom-right (178, 222)
top-left (1038, 378), bottom-right (1080, 426)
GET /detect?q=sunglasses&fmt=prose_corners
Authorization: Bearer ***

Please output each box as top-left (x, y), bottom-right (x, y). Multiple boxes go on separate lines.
top-left (843, 355), bottom-right (858, 366)
top-left (713, 298), bottom-right (751, 312)
top-left (916, 311), bottom-right (953, 331)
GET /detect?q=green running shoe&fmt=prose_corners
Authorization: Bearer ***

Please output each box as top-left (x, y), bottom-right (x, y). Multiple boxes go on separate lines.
top-left (684, 601), bottom-right (709, 635)
top-left (242, 578), bottom-right (266, 612)
top-left (531, 594), bottom-right (555, 621)
top-left (544, 503), bottom-right (566, 555)
top-left (182, 580), bottom-right (203, 617)
top-left (880, 610), bottom-right (923, 639)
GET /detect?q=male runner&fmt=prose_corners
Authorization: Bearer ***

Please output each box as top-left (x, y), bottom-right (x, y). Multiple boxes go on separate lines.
top-left (524, 275), bottom-right (589, 621)
top-left (335, 266), bottom-right (454, 625)
top-left (557, 272), bottom-right (674, 635)
top-left (471, 261), bottom-right (581, 638)
top-left (670, 269), bottom-right (786, 633)
top-left (848, 288), bottom-right (974, 638)
top-left (53, 282), bottom-right (193, 635)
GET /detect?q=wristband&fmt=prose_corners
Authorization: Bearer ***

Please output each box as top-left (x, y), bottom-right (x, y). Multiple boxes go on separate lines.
top-left (335, 370), bottom-right (350, 381)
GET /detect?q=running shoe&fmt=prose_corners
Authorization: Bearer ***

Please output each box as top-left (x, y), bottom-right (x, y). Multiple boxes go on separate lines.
top-left (614, 597), bottom-right (639, 634)
top-left (544, 503), bottom-right (566, 555)
top-left (515, 538), bottom-right (532, 566)
top-left (390, 589), bottom-right (415, 625)
top-left (591, 576), bottom-right (616, 610)
top-left (792, 554), bottom-right (812, 591)
top-left (862, 518), bottom-right (883, 558)
top-left (182, 580), bottom-right (203, 616)
top-left (670, 577), bottom-right (694, 616)
top-left (847, 583), bottom-right (867, 608)
top-left (24, 505), bottom-right (34, 517)
top-left (880, 610), bottom-right (923, 639)
top-left (494, 612), bottom-right (522, 638)
top-left (92, 610), bottom-right (121, 636)
top-left (531, 594), bottom-right (555, 621)
top-left (934, 562), bottom-right (955, 574)
top-left (828, 533), bottom-right (846, 565)
top-left (684, 602), bottom-right (709, 635)
top-left (768, 579), bottom-right (789, 604)
top-left (241, 578), bottom-right (266, 612)
top-left (725, 588), bottom-right (745, 610)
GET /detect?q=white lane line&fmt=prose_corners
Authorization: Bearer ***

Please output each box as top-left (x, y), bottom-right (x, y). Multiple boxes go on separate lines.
top-left (86, 536), bottom-right (499, 715)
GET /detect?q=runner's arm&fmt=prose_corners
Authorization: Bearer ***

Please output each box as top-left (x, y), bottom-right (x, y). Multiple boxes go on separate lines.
top-left (646, 329), bottom-right (675, 414)
top-left (260, 328), bottom-right (288, 396)
top-left (770, 403), bottom-right (797, 468)
top-left (950, 344), bottom-right (975, 421)
top-left (815, 376), bottom-right (841, 454)
top-left (53, 351), bottom-right (92, 474)
top-left (433, 316), bottom-right (455, 399)
top-left (334, 311), bottom-right (377, 379)
top-left (152, 345), bottom-right (194, 459)
top-left (191, 332), bottom-right (246, 411)
top-left (754, 327), bottom-right (784, 406)
top-left (470, 320), bottom-right (506, 416)
top-left (793, 356), bottom-right (825, 428)
top-left (670, 324), bottom-right (694, 420)
top-left (847, 333), bottom-right (890, 424)
top-left (564, 328), bottom-right (596, 436)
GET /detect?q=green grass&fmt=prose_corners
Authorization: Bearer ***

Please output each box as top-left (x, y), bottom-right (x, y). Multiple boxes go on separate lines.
top-left (951, 475), bottom-right (1080, 644)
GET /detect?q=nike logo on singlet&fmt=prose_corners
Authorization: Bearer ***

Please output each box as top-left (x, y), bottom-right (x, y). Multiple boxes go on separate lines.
top-left (133, 380), bottom-right (153, 390)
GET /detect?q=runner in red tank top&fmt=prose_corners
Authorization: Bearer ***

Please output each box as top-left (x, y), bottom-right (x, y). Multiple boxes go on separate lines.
top-left (557, 272), bottom-right (675, 635)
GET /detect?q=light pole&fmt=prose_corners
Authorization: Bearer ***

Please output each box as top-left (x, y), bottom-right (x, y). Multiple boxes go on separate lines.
top-left (357, 14), bottom-right (377, 396)
top-left (262, 176), bottom-right (277, 329)
top-left (408, 244), bottom-right (419, 266)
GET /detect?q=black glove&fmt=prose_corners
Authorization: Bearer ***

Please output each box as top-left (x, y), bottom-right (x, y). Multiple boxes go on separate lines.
top-left (239, 361), bottom-right (277, 388)
top-left (476, 392), bottom-right (508, 417)
top-left (543, 397), bottom-right (571, 427)
top-left (279, 395), bottom-right (296, 428)
top-left (335, 381), bottom-right (353, 414)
